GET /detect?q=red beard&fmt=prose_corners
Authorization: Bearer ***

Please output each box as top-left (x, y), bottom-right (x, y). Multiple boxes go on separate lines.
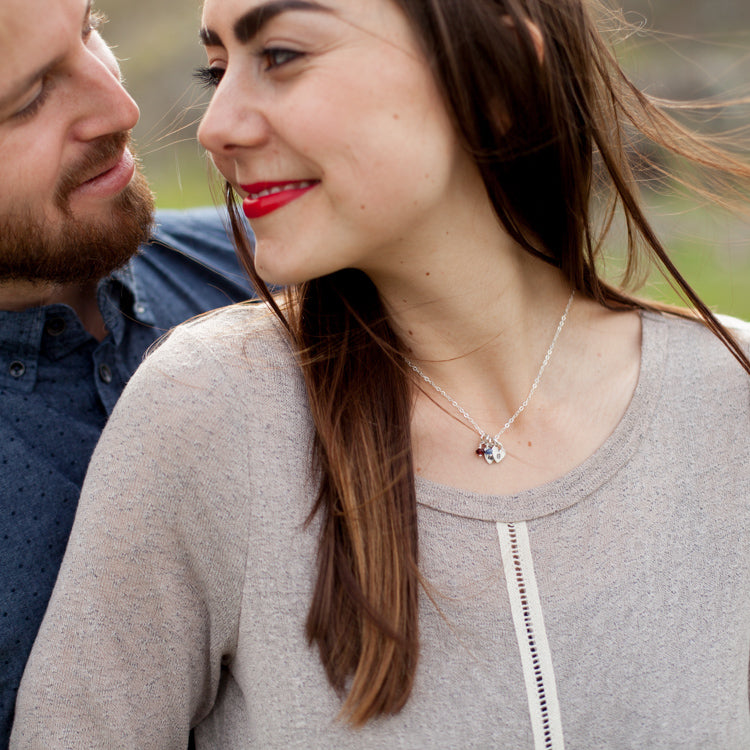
top-left (0, 133), bottom-right (155, 284)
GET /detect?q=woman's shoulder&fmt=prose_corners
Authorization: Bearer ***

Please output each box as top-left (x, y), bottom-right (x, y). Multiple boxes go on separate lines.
top-left (115, 302), bottom-right (303, 428)
top-left (143, 301), bottom-right (296, 378)
top-left (716, 313), bottom-right (750, 349)
top-left (160, 301), bottom-right (291, 355)
top-left (643, 309), bottom-right (750, 384)
top-left (643, 312), bottom-right (750, 350)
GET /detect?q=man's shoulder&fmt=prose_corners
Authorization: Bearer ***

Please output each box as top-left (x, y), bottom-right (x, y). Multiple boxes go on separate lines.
top-left (149, 207), bottom-right (233, 251)
top-left (128, 207), bottom-right (253, 320)
top-left (143, 206), bottom-right (247, 269)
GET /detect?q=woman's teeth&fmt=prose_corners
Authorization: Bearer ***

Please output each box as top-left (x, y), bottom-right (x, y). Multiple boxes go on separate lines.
top-left (249, 181), bottom-right (314, 199)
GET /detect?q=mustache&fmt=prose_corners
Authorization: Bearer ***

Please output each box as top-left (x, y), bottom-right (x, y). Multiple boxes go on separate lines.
top-left (55, 131), bottom-right (132, 210)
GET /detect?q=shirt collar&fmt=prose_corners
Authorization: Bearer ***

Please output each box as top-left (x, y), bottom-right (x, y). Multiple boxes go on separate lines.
top-left (0, 259), bottom-right (152, 391)
top-left (111, 259), bottom-right (155, 326)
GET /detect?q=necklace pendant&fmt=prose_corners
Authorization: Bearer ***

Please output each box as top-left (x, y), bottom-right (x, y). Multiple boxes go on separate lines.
top-left (476, 439), bottom-right (506, 465)
top-left (406, 290), bottom-right (574, 471)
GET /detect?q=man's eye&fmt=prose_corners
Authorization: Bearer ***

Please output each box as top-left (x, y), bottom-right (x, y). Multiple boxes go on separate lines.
top-left (260, 48), bottom-right (302, 71)
top-left (193, 66), bottom-right (225, 89)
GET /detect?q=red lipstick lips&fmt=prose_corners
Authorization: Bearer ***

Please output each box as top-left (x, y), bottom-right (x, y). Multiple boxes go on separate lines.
top-left (240, 180), bottom-right (318, 220)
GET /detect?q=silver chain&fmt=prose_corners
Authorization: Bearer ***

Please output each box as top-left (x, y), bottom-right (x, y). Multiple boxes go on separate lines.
top-left (404, 291), bottom-right (575, 446)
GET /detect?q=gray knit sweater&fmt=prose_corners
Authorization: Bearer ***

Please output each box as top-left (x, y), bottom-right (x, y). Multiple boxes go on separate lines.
top-left (11, 305), bottom-right (750, 749)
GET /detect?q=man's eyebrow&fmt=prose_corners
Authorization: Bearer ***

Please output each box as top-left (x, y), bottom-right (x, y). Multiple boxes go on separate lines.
top-left (200, 0), bottom-right (333, 47)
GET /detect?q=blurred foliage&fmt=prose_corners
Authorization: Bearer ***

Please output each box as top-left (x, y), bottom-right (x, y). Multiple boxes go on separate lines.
top-left (97, 0), bottom-right (215, 206)
top-left (96, 0), bottom-right (750, 317)
top-left (604, 199), bottom-right (750, 319)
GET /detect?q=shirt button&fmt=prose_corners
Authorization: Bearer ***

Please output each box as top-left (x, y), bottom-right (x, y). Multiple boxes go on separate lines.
top-left (98, 363), bottom-right (113, 384)
top-left (45, 317), bottom-right (67, 337)
top-left (9, 361), bottom-right (26, 378)
top-left (134, 304), bottom-right (146, 315)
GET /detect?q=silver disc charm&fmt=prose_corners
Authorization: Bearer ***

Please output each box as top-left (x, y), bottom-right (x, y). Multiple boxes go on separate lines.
top-left (477, 440), bottom-right (506, 465)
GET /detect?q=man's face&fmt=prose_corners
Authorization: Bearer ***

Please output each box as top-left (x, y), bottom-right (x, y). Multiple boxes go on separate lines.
top-left (0, 0), bottom-right (154, 286)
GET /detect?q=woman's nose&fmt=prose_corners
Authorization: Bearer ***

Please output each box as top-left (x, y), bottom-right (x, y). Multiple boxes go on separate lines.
top-left (198, 78), bottom-right (271, 157)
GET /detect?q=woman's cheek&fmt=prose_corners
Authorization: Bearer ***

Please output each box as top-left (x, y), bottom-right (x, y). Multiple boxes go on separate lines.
top-left (210, 153), bottom-right (236, 184)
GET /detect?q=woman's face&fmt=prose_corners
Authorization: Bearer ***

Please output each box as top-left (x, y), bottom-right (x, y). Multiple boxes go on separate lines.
top-left (198, 0), bottom-right (484, 286)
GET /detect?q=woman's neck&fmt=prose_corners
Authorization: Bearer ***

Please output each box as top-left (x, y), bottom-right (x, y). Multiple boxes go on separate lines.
top-left (363, 229), bottom-right (642, 496)
top-left (372, 231), bottom-right (575, 424)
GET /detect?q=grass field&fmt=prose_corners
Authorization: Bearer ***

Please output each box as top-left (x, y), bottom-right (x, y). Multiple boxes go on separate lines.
top-left (632, 235), bottom-right (750, 320)
top-left (603, 198), bottom-right (750, 320)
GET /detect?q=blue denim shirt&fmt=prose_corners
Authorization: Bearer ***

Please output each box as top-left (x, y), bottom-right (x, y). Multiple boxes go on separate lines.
top-left (0, 208), bottom-right (252, 745)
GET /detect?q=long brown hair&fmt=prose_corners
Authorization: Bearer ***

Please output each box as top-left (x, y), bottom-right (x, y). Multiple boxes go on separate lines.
top-left (225, 0), bottom-right (750, 725)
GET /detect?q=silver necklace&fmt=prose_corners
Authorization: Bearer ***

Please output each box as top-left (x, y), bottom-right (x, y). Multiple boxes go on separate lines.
top-left (405, 291), bottom-right (575, 465)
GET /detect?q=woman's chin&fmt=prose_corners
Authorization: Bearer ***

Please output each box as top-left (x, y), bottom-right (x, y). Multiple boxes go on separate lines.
top-left (255, 261), bottom-right (311, 288)
top-left (254, 246), bottom-right (331, 288)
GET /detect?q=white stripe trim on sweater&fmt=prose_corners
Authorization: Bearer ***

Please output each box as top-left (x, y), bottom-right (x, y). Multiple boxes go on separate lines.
top-left (497, 521), bottom-right (564, 750)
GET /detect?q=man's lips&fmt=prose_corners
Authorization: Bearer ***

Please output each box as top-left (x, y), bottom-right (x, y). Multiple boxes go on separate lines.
top-left (240, 180), bottom-right (318, 220)
top-left (70, 149), bottom-right (136, 199)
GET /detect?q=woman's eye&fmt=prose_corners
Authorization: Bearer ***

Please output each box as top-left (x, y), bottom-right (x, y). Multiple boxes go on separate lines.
top-left (194, 66), bottom-right (225, 89)
top-left (260, 48), bottom-right (302, 71)
top-left (193, 48), bottom-right (302, 90)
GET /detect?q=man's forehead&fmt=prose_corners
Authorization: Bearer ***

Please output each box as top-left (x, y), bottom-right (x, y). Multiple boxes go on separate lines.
top-left (0, 0), bottom-right (31, 53)
top-left (0, 0), bottom-right (90, 62)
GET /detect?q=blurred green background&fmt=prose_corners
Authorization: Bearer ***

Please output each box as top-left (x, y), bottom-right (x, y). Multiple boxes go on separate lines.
top-left (97, 0), bottom-right (750, 318)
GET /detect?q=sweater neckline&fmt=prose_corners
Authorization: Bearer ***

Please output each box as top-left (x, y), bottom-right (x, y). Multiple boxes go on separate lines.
top-left (415, 311), bottom-right (668, 522)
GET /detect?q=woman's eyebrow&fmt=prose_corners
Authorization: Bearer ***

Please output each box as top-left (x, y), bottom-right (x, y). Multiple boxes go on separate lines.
top-left (200, 0), bottom-right (333, 47)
